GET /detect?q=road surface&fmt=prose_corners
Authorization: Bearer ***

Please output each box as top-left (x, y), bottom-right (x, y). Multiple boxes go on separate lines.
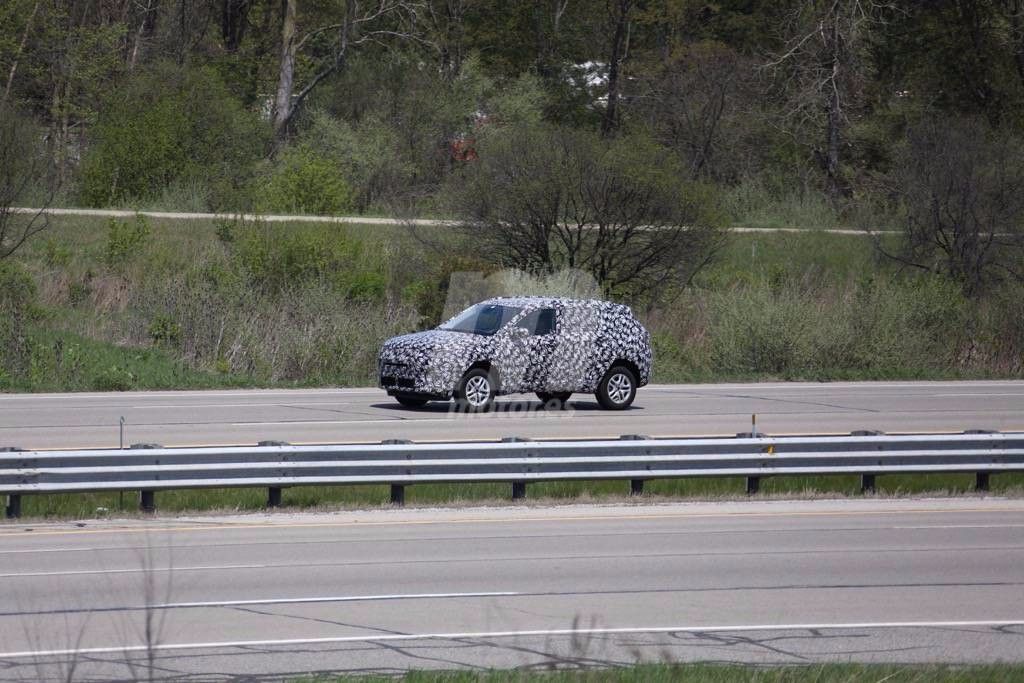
top-left (0, 498), bottom-right (1021, 679)
top-left (1, 381), bottom-right (1022, 449)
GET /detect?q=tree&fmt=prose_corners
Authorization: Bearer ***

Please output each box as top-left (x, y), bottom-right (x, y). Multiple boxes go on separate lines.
top-left (873, 118), bottom-right (1024, 297)
top-left (637, 42), bottom-right (760, 182)
top-left (271, 0), bottom-right (419, 141)
top-left (601, 0), bottom-right (635, 137)
top-left (767, 0), bottom-right (883, 198)
top-left (79, 63), bottom-right (267, 208)
top-left (0, 104), bottom-right (52, 259)
top-left (446, 124), bottom-right (726, 303)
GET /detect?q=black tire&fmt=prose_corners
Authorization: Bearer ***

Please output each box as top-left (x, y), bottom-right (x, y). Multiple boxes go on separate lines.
top-left (395, 396), bottom-right (429, 408)
top-left (454, 367), bottom-right (496, 412)
top-left (595, 365), bottom-right (637, 410)
top-left (536, 392), bottom-right (572, 409)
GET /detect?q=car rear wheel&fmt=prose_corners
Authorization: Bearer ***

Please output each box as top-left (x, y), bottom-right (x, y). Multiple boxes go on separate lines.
top-left (395, 396), bottom-right (429, 408)
top-left (595, 365), bottom-right (637, 410)
top-left (536, 392), bottom-right (572, 409)
top-left (455, 368), bottom-right (496, 412)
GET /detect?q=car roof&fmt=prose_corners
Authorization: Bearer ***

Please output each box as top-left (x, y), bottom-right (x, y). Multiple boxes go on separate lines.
top-left (481, 296), bottom-right (622, 311)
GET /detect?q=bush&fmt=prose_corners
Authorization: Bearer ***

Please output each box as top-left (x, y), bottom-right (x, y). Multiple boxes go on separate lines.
top-left (79, 62), bottom-right (266, 209)
top-left (104, 215), bottom-right (150, 270)
top-left (705, 275), bottom-right (968, 379)
top-left (91, 365), bottom-right (135, 391)
top-left (229, 220), bottom-right (385, 300)
top-left (0, 261), bottom-right (37, 378)
top-left (258, 146), bottom-right (354, 215)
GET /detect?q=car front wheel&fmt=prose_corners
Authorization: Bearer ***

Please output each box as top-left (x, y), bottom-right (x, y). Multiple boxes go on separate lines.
top-left (455, 368), bottom-right (496, 412)
top-left (595, 365), bottom-right (637, 410)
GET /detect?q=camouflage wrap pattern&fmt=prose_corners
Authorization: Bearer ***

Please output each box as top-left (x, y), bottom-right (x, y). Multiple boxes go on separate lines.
top-left (378, 297), bottom-right (652, 398)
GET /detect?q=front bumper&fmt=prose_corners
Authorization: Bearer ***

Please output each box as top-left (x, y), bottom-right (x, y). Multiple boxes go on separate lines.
top-left (378, 360), bottom-right (453, 398)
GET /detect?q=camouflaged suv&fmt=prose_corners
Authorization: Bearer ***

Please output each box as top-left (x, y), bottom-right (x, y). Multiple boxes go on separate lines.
top-left (378, 297), bottom-right (652, 411)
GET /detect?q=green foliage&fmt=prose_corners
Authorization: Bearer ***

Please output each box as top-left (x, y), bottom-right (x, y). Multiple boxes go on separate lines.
top-left (91, 364), bottom-right (135, 391)
top-left (0, 261), bottom-right (37, 379)
top-left (147, 313), bottom-right (181, 347)
top-left (103, 215), bottom-right (150, 270)
top-left (657, 274), bottom-right (969, 381)
top-left (78, 62), bottom-right (266, 209)
top-left (258, 145), bottom-right (355, 215)
top-left (296, 110), bottom-right (414, 213)
top-left (229, 221), bottom-right (383, 300)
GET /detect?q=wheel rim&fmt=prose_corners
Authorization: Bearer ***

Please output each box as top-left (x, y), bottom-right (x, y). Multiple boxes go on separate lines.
top-left (465, 375), bottom-right (491, 406)
top-left (607, 372), bottom-right (632, 404)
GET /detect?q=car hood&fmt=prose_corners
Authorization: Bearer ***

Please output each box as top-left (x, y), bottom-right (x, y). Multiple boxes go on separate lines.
top-left (380, 329), bottom-right (487, 359)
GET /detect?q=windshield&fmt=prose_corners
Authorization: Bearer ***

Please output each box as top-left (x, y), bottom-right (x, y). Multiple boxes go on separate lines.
top-left (439, 303), bottom-right (522, 336)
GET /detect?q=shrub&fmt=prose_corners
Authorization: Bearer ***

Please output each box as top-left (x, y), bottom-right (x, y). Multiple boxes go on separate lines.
top-left (0, 261), bottom-right (37, 378)
top-left (230, 221), bottom-right (384, 299)
top-left (91, 365), bottom-right (135, 391)
top-left (259, 146), bottom-right (354, 215)
top-left (79, 62), bottom-right (266, 208)
top-left (104, 215), bottom-right (150, 270)
top-left (705, 275), bottom-right (967, 379)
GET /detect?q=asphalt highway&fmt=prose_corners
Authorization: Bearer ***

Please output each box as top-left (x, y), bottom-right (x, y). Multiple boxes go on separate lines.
top-left (0, 498), bottom-right (1022, 679)
top-left (1, 380), bottom-right (1023, 450)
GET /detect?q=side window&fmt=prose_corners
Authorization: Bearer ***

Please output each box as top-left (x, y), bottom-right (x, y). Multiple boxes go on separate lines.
top-left (519, 308), bottom-right (557, 335)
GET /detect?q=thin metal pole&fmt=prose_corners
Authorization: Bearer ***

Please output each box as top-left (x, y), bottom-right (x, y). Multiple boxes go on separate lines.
top-left (119, 417), bottom-right (125, 510)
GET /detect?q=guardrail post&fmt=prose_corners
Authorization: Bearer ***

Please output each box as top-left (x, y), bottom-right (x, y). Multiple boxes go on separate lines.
top-left (267, 487), bottom-right (283, 507)
top-left (1, 447), bottom-right (23, 519)
top-left (5, 495), bottom-right (21, 519)
top-left (746, 476), bottom-right (759, 495)
top-left (258, 441), bottom-right (290, 508)
top-left (390, 485), bottom-right (405, 506)
top-left (383, 439), bottom-right (412, 506)
top-left (503, 437), bottom-right (529, 500)
top-left (620, 435), bottom-right (649, 496)
top-left (861, 474), bottom-right (876, 493)
top-left (962, 431), bottom-right (997, 492)
top-left (131, 443), bottom-right (162, 513)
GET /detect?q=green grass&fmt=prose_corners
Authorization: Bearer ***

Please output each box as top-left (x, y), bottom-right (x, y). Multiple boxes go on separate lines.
top-left (0, 325), bottom-right (257, 392)
top-left (4, 214), bottom-right (1022, 395)
top-left (11, 473), bottom-right (1024, 520)
top-left (300, 663), bottom-right (1024, 683)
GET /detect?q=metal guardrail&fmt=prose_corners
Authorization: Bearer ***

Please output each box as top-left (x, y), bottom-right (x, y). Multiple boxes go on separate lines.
top-left (2, 431), bottom-right (1022, 518)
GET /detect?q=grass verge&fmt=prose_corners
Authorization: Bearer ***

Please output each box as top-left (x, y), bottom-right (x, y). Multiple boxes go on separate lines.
top-left (9, 473), bottom-right (1024, 520)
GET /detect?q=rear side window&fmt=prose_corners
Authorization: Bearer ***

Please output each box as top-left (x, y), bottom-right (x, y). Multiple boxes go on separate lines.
top-left (519, 308), bottom-right (556, 335)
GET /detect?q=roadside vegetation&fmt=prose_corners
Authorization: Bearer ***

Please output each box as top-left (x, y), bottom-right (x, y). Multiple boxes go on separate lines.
top-left (15, 471), bottom-right (1024, 520)
top-left (1, 1), bottom-right (1023, 391)
top-left (2, 214), bottom-right (1021, 393)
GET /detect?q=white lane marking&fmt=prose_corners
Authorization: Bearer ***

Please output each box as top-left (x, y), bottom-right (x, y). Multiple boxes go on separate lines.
top-left (153, 591), bottom-right (520, 609)
top-left (0, 402), bottom-right (361, 412)
top-left (934, 393), bottom-right (1024, 398)
top-left (0, 389), bottom-right (381, 401)
top-left (0, 564), bottom-right (267, 578)
top-left (893, 524), bottom-right (1024, 530)
top-left (3, 620), bottom-right (1021, 659)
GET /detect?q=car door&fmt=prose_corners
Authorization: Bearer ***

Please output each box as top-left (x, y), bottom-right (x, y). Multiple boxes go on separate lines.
top-left (519, 307), bottom-right (558, 390)
top-left (492, 307), bottom-right (557, 393)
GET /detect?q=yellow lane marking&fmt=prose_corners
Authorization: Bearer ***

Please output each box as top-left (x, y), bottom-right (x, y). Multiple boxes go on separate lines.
top-left (1, 505), bottom-right (1022, 539)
